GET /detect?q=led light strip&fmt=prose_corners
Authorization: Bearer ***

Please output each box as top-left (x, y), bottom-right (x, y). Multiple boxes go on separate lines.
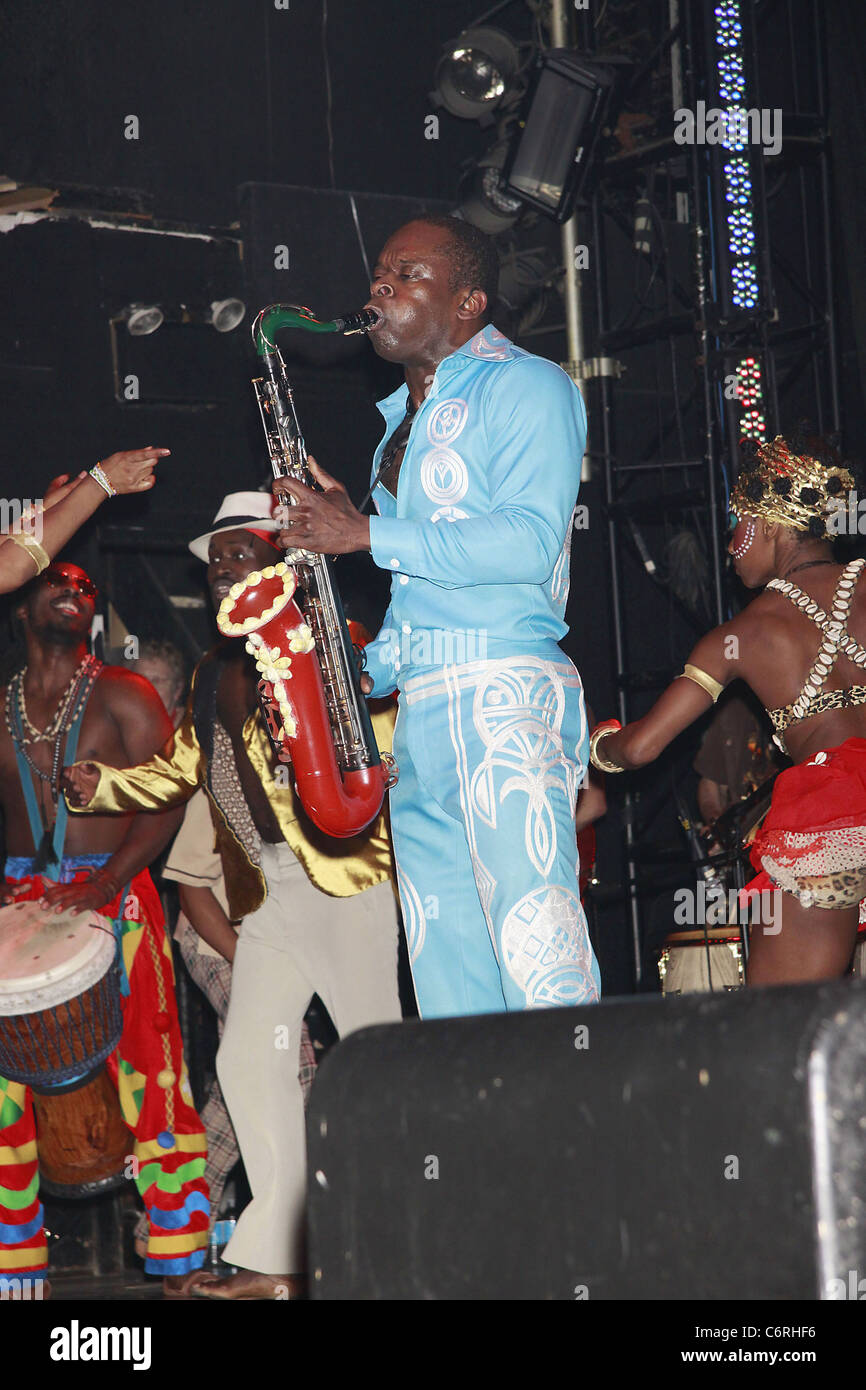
top-left (713, 2), bottom-right (767, 445)
top-left (736, 354), bottom-right (766, 441)
top-left (714, 1), bottom-right (760, 312)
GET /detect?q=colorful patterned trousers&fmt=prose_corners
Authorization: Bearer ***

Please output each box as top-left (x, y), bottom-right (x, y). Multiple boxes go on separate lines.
top-left (0, 861), bottom-right (209, 1280)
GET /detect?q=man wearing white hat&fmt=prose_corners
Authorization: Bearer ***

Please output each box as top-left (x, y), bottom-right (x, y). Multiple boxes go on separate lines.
top-left (64, 492), bottom-right (402, 1299)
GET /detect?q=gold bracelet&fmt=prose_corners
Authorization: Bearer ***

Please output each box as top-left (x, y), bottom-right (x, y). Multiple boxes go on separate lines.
top-left (6, 532), bottom-right (50, 575)
top-left (589, 725), bottom-right (625, 774)
top-left (680, 663), bottom-right (724, 703)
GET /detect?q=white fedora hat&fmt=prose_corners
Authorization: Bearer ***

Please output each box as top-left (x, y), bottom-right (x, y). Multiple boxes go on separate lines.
top-left (189, 491), bottom-right (282, 562)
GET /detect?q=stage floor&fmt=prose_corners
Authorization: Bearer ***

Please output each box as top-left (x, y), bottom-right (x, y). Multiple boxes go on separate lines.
top-left (46, 1273), bottom-right (169, 1300)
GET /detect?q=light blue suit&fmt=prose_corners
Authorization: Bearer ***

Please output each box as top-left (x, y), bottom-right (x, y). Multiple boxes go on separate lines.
top-left (365, 325), bottom-right (600, 1017)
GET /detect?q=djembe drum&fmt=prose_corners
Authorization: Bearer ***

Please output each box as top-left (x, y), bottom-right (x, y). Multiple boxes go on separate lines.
top-left (657, 925), bottom-right (745, 994)
top-left (0, 898), bottom-right (129, 1196)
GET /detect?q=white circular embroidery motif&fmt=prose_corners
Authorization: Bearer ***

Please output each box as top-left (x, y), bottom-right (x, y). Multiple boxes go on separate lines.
top-left (426, 398), bottom-right (469, 445)
top-left (430, 505), bottom-right (469, 523)
top-left (419, 447), bottom-right (469, 505)
top-left (501, 885), bottom-right (597, 1006)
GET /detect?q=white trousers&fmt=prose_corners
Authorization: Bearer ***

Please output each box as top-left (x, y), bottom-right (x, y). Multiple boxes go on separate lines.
top-left (216, 842), bottom-right (402, 1274)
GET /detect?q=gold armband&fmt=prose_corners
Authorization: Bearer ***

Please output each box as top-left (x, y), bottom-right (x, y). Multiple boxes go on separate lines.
top-left (6, 532), bottom-right (50, 575)
top-left (680, 663), bottom-right (724, 703)
top-left (589, 724), bottom-right (625, 774)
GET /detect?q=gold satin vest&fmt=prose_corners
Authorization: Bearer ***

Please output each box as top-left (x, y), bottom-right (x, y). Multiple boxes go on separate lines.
top-left (69, 653), bottom-right (397, 919)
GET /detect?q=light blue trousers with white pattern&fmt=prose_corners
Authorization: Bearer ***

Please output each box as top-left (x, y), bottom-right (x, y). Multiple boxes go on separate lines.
top-left (389, 653), bottom-right (601, 1019)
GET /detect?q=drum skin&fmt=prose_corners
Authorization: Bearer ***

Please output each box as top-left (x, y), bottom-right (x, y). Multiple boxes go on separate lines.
top-left (0, 900), bottom-right (122, 1090)
top-left (0, 900), bottom-right (129, 1194)
top-left (33, 1067), bottom-right (130, 1198)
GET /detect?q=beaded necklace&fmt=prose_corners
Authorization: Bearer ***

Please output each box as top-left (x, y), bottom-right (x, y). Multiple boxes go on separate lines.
top-left (5, 656), bottom-right (102, 806)
top-left (14, 653), bottom-right (92, 744)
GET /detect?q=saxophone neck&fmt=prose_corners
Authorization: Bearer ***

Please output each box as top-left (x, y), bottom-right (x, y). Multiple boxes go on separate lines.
top-left (253, 304), bottom-right (379, 354)
top-left (253, 305), bottom-right (326, 355)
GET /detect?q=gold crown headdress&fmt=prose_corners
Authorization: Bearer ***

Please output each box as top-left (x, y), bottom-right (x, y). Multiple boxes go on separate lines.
top-left (730, 435), bottom-right (855, 536)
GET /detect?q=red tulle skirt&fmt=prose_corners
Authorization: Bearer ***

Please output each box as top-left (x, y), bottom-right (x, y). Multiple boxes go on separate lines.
top-left (746, 738), bottom-right (866, 915)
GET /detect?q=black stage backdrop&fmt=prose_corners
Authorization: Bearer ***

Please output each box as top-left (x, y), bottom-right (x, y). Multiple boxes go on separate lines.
top-left (827, 0), bottom-right (866, 447)
top-left (0, 1), bottom-right (864, 996)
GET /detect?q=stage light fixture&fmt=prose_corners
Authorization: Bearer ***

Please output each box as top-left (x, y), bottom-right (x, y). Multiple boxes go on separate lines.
top-left (208, 298), bottom-right (246, 333)
top-left (124, 304), bottom-right (164, 336)
top-left (457, 141), bottom-right (523, 235)
top-left (433, 27), bottom-right (521, 121)
top-left (501, 50), bottom-right (622, 223)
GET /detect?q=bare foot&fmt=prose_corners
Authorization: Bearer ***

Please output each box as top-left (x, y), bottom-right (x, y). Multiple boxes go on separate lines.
top-left (163, 1270), bottom-right (220, 1299)
top-left (192, 1269), bottom-right (306, 1300)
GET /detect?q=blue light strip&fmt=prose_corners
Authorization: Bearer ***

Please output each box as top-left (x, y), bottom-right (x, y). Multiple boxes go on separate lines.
top-left (713, 1), bottom-right (759, 310)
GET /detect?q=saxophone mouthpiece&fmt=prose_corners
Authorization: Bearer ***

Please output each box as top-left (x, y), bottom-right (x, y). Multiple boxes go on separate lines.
top-left (332, 307), bottom-right (381, 336)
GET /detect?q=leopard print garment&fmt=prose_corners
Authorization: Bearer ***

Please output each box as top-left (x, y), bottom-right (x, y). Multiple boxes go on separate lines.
top-left (210, 720), bottom-right (262, 867)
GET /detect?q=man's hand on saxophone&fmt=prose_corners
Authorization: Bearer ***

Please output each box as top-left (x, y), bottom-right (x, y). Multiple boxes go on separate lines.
top-left (272, 457), bottom-right (371, 556)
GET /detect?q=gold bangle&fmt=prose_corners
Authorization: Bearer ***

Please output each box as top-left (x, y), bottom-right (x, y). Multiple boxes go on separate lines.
top-left (590, 725), bottom-right (625, 774)
top-left (6, 532), bottom-right (50, 575)
top-left (680, 663), bottom-right (724, 703)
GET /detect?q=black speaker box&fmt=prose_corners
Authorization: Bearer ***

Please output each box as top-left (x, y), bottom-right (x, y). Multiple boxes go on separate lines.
top-left (306, 980), bottom-right (866, 1300)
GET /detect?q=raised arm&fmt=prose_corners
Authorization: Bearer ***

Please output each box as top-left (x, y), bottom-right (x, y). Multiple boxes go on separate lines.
top-left (0, 449), bottom-right (169, 594)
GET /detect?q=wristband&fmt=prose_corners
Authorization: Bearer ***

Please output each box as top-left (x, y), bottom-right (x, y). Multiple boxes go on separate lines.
top-left (89, 463), bottom-right (117, 498)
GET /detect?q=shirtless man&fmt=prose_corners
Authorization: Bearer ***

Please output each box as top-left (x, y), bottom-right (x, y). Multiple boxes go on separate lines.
top-left (0, 561), bottom-right (209, 1294)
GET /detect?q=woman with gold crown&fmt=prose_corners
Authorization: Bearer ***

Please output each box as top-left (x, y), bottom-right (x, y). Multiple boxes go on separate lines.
top-left (591, 429), bottom-right (866, 986)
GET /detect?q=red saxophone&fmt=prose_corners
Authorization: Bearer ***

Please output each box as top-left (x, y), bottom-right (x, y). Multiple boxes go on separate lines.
top-left (216, 304), bottom-right (395, 838)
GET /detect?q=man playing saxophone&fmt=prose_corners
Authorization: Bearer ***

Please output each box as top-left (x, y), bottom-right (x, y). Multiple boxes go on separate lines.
top-left (62, 492), bottom-right (402, 1300)
top-left (276, 216), bottom-right (600, 1018)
